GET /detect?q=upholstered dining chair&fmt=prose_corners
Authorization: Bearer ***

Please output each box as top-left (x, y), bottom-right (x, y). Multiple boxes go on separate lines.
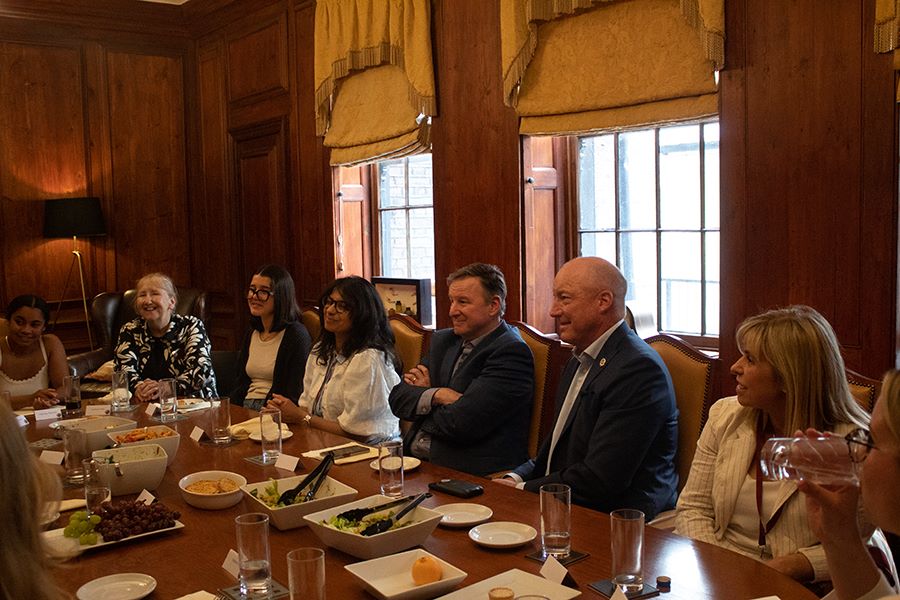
top-left (300, 307), bottom-right (321, 345)
top-left (387, 313), bottom-right (431, 374)
top-left (645, 333), bottom-right (719, 493)
top-left (512, 321), bottom-right (571, 458)
top-left (0, 317), bottom-right (7, 338)
top-left (66, 288), bottom-right (209, 378)
top-left (847, 368), bottom-right (881, 413)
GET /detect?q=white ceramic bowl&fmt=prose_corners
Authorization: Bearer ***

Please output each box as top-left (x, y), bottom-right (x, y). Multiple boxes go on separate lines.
top-left (91, 444), bottom-right (168, 495)
top-left (54, 416), bottom-right (137, 453)
top-left (344, 548), bottom-right (467, 600)
top-left (107, 425), bottom-right (180, 466)
top-left (303, 494), bottom-right (442, 560)
top-left (242, 475), bottom-right (358, 530)
top-left (178, 470), bottom-right (247, 510)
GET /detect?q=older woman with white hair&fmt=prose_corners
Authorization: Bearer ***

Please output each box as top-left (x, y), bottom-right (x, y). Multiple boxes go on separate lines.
top-left (115, 273), bottom-right (216, 401)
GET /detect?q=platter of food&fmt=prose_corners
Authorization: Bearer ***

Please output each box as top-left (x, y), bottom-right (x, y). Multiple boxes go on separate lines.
top-left (176, 398), bottom-right (210, 413)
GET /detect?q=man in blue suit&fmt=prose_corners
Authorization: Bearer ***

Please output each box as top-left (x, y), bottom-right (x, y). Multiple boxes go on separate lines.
top-left (497, 257), bottom-right (678, 520)
top-left (389, 263), bottom-right (534, 477)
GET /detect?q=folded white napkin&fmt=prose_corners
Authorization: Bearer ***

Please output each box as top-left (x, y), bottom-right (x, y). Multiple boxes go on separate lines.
top-left (228, 417), bottom-right (291, 437)
top-left (59, 499), bottom-right (86, 512)
top-left (301, 442), bottom-right (378, 465)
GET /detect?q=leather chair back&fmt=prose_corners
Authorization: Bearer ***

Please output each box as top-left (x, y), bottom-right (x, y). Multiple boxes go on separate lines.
top-left (0, 317), bottom-right (7, 338)
top-left (301, 308), bottom-right (321, 345)
top-left (512, 321), bottom-right (570, 457)
top-left (388, 313), bottom-right (431, 374)
top-left (646, 333), bottom-right (719, 492)
top-left (847, 369), bottom-right (881, 413)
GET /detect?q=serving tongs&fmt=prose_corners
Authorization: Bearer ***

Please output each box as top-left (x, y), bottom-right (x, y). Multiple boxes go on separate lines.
top-left (277, 453), bottom-right (334, 505)
top-left (360, 492), bottom-right (431, 536)
top-left (335, 494), bottom-right (417, 524)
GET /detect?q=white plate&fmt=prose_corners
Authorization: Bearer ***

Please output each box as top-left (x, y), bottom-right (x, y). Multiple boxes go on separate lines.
top-left (249, 430), bottom-right (294, 442)
top-left (468, 521), bottom-right (536, 549)
top-left (42, 520), bottom-right (185, 557)
top-left (436, 568), bottom-right (580, 599)
top-left (434, 503), bottom-right (493, 528)
top-left (76, 573), bottom-right (157, 600)
top-left (176, 398), bottom-right (210, 413)
top-left (345, 548), bottom-right (467, 600)
top-left (368, 456), bottom-right (422, 472)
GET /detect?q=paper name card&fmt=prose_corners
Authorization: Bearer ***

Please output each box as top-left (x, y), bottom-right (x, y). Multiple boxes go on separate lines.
top-left (190, 427), bottom-right (207, 442)
top-left (16, 415), bottom-right (28, 427)
top-left (540, 554), bottom-right (568, 584)
top-left (40, 450), bottom-right (65, 465)
top-left (274, 453), bottom-right (300, 471)
top-left (34, 407), bottom-right (62, 421)
top-left (136, 489), bottom-right (155, 505)
top-left (222, 549), bottom-right (240, 578)
top-left (145, 403), bottom-right (159, 416)
top-left (85, 405), bottom-right (110, 416)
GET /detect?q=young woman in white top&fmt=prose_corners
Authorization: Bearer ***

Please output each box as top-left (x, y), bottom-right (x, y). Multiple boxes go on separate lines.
top-left (800, 369), bottom-right (900, 600)
top-left (267, 276), bottom-right (401, 445)
top-left (0, 295), bottom-right (68, 410)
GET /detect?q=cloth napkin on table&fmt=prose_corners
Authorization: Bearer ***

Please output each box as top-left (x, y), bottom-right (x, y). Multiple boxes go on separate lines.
top-left (301, 442), bottom-right (378, 465)
top-left (228, 417), bottom-right (291, 438)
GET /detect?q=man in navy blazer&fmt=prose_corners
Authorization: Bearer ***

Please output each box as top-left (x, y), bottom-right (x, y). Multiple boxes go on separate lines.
top-left (389, 263), bottom-right (534, 476)
top-left (497, 257), bottom-right (678, 520)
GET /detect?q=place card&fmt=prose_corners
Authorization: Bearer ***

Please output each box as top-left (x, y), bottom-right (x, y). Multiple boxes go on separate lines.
top-left (222, 549), bottom-right (240, 579)
top-left (34, 407), bottom-right (62, 421)
top-left (145, 403), bottom-right (159, 416)
top-left (274, 453), bottom-right (300, 471)
top-left (609, 587), bottom-right (628, 600)
top-left (190, 426), bottom-right (208, 442)
top-left (16, 415), bottom-right (28, 427)
top-left (85, 404), bottom-right (109, 416)
top-left (40, 450), bottom-right (65, 465)
top-left (136, 489), bottom-right (155, 505)
top-left (540, 554), bottom-right (568, 584)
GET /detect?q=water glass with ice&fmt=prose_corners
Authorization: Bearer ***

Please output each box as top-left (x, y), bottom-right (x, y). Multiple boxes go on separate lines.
top-left (259, 407), bottom-right (282, 464)
top-left (110, 370), bottom-right (131, 413)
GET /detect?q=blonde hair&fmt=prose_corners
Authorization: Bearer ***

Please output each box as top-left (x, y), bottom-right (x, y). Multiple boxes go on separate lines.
top-left (736, 305), bottom-right (869, 435)
top-left (878, 369), bottom-right (900, 442)
top-left (135, 272), bottom-right (177, 301)
top-left (0, 403), bottom-right (65, 599)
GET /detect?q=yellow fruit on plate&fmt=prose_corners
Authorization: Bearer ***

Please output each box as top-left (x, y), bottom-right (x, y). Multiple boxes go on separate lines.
top-left (410, 555), bottom-right (442, 585)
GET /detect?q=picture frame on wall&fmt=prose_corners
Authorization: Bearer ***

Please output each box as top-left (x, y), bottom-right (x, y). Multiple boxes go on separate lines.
top-left (371, 277), bottom-right (432, 326)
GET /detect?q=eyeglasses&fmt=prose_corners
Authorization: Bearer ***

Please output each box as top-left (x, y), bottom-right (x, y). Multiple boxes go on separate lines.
top-left (247, 287), bottom-right (272, 301)
top-left (323, 297), bottom-right (350, 313)
top-left (845, 427), bottom-right (877, 463)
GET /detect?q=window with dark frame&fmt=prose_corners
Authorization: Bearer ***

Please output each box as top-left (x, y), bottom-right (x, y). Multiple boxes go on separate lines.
top-left (577, 121), bottom-right (720, 346)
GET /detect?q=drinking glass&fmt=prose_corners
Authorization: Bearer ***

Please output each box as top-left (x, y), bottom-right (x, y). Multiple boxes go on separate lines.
top-left (235, 513), bottom-right (271, 596)
top-left (287, 547), bottom-right (326, 600)
top-left (759, 436), bottom-right (860, 485)
top-left (540, 483), bottom-right (571, 559)
top-left (82, 458), bottom-right (110, 515)
top-left (110, 370), bottom-right (131, 413)
top-left (209, 398), bottom-right (232, 444)
top-left (259, 407), bottom-right (282, 464)
top-left (378, 440), bottom-right (404, 497)
top-left (158, 378), bottom-right (177, 422)
top-left (63, 375), bottom-right (81, 418)
top-left (63, 428), bottom-right (88, 485)
top-left (610, 509), bottom-right (645, 593)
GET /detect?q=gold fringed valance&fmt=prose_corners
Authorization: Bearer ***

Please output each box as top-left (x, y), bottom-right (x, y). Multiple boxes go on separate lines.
top-left (314, 0), bottom-right (436, 166)
top-left (875, 0), bottom-right (900, 53)
top-left (501, 0), bottom-right (723, 135)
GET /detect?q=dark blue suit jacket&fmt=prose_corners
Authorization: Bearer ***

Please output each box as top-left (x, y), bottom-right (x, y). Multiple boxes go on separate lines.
top-left (389, 321), bottom-right (534, 476)
top-left (513, 322), bottom-right (678, 520)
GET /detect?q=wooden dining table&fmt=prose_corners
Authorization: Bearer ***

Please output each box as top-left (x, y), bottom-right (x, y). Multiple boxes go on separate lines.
top-left (31, 403), bottom-right (818, 599)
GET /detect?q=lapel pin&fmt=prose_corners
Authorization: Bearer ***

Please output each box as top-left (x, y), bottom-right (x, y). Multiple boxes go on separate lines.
top-left (598, 358), bottom-right (607, 367)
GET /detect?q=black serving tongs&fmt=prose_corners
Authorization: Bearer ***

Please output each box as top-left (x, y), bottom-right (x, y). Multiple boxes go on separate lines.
top-left (335, 494), bottom-right (417, 524)
top-left (277, 453), bottom-right (334, 505)
top-left (360, 492), bottom-right (431, 536)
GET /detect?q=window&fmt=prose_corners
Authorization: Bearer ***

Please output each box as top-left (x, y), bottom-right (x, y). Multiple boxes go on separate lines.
top-left (375, 154), bottom-right (435, 283)
top-left (577, 122), bottom-right (719, 343)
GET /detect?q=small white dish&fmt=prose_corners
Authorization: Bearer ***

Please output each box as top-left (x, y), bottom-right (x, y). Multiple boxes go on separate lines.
top-left (249, 430), bottom-right (294, 442)
top-left (368, 456), bottom-right (421, 472)
top-left (434, 503), bottom-right (493, 528)
top-left (436, 568), bottom-right (579, 599)
top-left (76, 572), bottom-right (157, 600)
top-left (345, 548), bottom-right (467, 600)
top-left (468, 521), bottom-right (537, 549)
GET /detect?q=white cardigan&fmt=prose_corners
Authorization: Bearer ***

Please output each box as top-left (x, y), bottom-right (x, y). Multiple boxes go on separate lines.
top-left (674, 396), bottom-right (859, 581)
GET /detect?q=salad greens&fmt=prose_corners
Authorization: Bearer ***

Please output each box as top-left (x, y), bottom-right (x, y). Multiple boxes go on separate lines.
top-left (250, 479), bottom-right (307, 508)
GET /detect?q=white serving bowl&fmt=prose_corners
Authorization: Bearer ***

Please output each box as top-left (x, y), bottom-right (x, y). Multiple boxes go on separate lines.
top-left (303, 494), bottom-right (442, 560)
top-left (344, 548), bottom-right (467, 600)
top-left (242, 475), bottom-right (358, 530)
top-left (91, 444), bottom-right (168, 495)
top-left (107, 425), bottom-right (180, 466)
top-left (178, 470), bottom-right (247, 510)
top-left (54, 416), bottom-right (137, 453)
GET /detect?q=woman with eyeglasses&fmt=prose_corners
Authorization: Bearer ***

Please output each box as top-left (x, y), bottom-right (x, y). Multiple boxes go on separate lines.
top-left (674, 305), bottom-right (892, 586)
top-left (798, 370), bottom-right (900, 599)
top-left (267, 276), bottom-right (401, 445)
top-left (231, 265), bottom-right (311, 410)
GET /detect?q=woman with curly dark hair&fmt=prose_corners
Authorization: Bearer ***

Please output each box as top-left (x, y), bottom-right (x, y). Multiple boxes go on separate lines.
top-left (267, 276), bottom-right (400, 444)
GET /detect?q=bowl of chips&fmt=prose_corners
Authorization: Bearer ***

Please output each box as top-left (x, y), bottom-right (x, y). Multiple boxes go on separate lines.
top-left (178, 470), bottom-right (247, 510)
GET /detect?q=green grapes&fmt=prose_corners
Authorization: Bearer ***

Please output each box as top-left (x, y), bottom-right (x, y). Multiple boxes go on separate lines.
top-left (62, 510), bottom-right (101, 545)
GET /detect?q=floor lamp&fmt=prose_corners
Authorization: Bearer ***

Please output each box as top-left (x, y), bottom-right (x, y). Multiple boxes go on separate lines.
top-left (43, 197), bottom-right (106, 351)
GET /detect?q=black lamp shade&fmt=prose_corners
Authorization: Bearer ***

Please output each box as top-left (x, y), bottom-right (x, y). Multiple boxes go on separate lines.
top-left (43, 197), bottom-right (106, 238)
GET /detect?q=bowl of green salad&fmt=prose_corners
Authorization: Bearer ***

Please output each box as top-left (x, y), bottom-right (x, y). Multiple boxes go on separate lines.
top-left (303, 494), bottom-right (442, 559)
top-left (241, 474), bottom-right (357, 530)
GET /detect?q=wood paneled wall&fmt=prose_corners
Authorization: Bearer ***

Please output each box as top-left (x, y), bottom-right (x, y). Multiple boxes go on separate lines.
top-left (719, 0), bottom-right (898, 383)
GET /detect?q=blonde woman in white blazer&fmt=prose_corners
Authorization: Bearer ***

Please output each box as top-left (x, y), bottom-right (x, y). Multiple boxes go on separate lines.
top-left (675, 305), bottom-right (887, 584)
